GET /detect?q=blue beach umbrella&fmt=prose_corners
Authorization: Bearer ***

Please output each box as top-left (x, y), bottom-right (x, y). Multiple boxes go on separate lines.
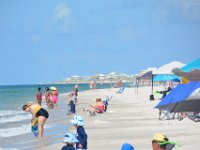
top-left (153, 74), bottom-right (181, 82)
top-left (155, 82), bottom-right (200, 112)
top-left (181, 58), bottom-right (200, 72)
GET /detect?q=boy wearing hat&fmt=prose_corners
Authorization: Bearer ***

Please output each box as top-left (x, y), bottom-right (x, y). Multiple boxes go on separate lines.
top-left (152, 133), bottom-right (176, 150)
top-left (71, 115), bottom-right (88, 150)
top-left (61, 132), bottom-right (78, 150)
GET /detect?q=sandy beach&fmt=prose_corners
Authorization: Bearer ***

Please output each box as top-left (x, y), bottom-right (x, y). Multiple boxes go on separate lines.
top-left (37, 86), bottom-right (200, 150)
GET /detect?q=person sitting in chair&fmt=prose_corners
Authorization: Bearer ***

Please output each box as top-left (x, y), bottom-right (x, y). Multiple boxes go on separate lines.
top-left (83, 97), bottom-right (105, 116)
top-left (152, 133), bottom-right (176, 150)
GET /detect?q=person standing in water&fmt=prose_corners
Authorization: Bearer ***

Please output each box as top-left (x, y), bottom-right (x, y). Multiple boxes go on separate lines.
top-left (22, 103), bottom-right (49, 138)
top-left (51, 87), bottom-right (58, 107)
top-left (45, 87), bottom-right (51, 108)
top-left (36, 87), bottom-right (42, 105)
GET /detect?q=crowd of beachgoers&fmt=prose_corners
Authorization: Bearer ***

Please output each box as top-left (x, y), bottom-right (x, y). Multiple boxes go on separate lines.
top-left (19, 80), bottom-right (190, 150)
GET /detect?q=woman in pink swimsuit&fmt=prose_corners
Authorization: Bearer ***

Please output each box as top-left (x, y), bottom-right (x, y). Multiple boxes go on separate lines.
top-left (51, 88), bottom-right (58, 107)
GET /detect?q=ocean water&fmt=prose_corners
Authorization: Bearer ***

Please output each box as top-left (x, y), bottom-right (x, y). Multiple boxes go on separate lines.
top-left (0, 83), bottom-right (120, 149)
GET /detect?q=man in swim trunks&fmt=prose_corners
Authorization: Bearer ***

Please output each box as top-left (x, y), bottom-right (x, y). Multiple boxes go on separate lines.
top-left (22, 103), bottom-right (49, 138)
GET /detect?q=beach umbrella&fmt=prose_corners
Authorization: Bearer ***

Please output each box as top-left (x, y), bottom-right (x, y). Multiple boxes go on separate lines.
top-left (153, 61), bottom-right (185, 75)
top-left (153, 74), bottom-right (181, 82)
top-left (173, 58), bottom-right (200, 81)
top-left (181, 58), bottom-right (200, 72)
top-left (155, 82), bottom-right (200, 112)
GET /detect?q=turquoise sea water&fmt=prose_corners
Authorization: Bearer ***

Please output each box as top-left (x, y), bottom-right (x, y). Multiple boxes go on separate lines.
top-left (0, 83), bottom-right (130, 149)
top-left (0, 83), bottom-right (113, 138)
top-left (0, 83), bottom-right (114, 110)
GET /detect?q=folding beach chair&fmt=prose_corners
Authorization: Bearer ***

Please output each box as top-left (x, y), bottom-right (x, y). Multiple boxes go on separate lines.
top-left (159, 109), bottom-right (176, 120)
top-left (187, 113), bottom-right (200, 122)
top-left (82, 108), bottom-right (96, 116)
top-left (116, 87), bottom-right (125, 94)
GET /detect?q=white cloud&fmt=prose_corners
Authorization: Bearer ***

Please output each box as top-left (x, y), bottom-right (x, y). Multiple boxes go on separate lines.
top-left (153, 0), bottom-right (200, 22)
top-left (54, 3), bottom-right (71, 21)
top-left (46, 3), bottom-right (75, 32)
top-left (178, 0), bottom-right (200, 20)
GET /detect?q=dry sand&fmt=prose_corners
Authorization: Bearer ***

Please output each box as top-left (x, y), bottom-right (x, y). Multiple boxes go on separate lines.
top-left (42, 86), bottom-right (200, 150)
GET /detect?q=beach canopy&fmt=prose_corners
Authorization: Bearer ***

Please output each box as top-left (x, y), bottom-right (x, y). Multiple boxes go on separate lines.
top-left (155, 82), bottom-right (200, 112)
top-left (140, 71), bottom-right (153, 79)
top-left (153, 74), bottom-right (181, 82)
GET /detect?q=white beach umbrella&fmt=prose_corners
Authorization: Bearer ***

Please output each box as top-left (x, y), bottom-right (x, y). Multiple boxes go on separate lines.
top-left (153, 61), bottom-right (185, 75)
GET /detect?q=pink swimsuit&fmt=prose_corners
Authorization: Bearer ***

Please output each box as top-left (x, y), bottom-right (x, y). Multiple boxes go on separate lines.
top-left (51, 95), bottom-right (58, 103)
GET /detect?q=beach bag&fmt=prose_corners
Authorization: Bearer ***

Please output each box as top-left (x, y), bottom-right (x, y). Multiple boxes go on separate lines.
top-left (150, 94), bottom-right (155, 100)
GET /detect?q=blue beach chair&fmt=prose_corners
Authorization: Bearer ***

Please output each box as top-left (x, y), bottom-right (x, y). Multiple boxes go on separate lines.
top-left (116, 87), bottom-right (125, 94)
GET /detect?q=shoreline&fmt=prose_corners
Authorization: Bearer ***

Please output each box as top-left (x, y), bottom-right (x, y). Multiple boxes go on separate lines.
top-left (1, 86), bottom-right (200, 149)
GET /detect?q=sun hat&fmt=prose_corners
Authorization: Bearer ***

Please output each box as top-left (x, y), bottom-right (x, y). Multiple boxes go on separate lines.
top-left (63, 132), bottom-right (78, 143)
top-left (50, 86), bottom-right (57, 91)
top-left (153, 133), bottom-right (169, 142)
top-left (121, 143), bottom-right (134, 150)
top-left (152, 133), bottom-right (180, 150)
top-left (71, 114), bottom-right (84, 126)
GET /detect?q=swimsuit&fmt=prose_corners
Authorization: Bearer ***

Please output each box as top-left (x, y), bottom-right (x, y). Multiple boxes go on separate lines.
top-left (36, 92), bottom-right (42, 100)
top-left (34, 105), bottom-right (49, 118)
top-left (97, 105), bottom-right (104, 113)
top-left (52, 95), bottom-right (58, 103)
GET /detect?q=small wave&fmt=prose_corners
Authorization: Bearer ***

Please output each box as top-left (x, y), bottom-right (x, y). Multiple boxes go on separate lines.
top-left (0, 124), bottom-right (51, 138)
top-left (0, 114), bottom-right (31, 123)
top-left (0, 148), bottom-right (19, 150)
top-left (0, 124), bottom-right (31, 138)
top-left (0, 110), bottom-right (25, 117)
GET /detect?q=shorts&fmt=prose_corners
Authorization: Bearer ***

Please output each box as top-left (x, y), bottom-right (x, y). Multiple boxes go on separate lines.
top-left (36, 108), bottom-right (49, 118)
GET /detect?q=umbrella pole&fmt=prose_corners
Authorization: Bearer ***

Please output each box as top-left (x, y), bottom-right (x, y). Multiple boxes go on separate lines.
top-left (151, 75), bottom-right (154, 94)
top-left (170, 102), bottom-right (179, 113)
top-left (150, 74), bottom-right (155, 100)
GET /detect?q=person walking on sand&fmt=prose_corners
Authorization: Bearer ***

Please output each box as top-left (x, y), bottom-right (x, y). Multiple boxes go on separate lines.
top-left (71, 115), bottom-right (87, 150)
top-left (73, 84), bottom-right (79, 96)
top-left (22, 103), bottom-right (49, 138)
top-left (117, 79), bottom-right (123, 88)
top-left (36, 87), bottom-right (42, 105)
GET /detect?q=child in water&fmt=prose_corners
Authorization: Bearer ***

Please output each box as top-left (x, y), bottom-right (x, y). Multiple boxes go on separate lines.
top-left (71, 115), bottom-right (87, 150)
top-left (61, 132), bottom-right (78, 150)
top-left (67, 100), bottom-right (76, 115)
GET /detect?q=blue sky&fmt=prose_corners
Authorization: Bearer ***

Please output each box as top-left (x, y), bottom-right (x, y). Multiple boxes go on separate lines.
top-left (0, 0), bottom-right (200, 85)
